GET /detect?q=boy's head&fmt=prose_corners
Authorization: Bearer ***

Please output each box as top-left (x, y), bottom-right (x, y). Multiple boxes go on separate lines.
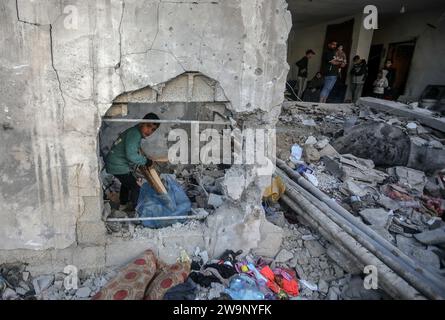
top-left (328, 41), bottom-right (337, 49)
top-left (385, 60), bottom-right (393, 68)
top-left (306, 49), bottom-right (316, 58)
top-left (337, 44), bottom-right (344, 51)
top-left (353, 55), bottom-right (361, 64)
top-left (139, 113), bottom-right (160, 138)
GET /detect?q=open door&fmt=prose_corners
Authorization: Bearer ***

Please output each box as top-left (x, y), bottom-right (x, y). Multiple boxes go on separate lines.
top-left (363, 44), bottom-right (384, 97)
top-left (322, 19), bottom-right (355, 83)
top-left (387, 41), bottom-right (416, 98)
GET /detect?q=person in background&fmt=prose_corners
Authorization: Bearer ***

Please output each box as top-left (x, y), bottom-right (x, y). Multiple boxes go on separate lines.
top-left (348, 55), bottom-right (368, 103)
top-left (105, 113), bottom-right (161, 213)
top-left (295, 49), bottom-right (316, 98)
top-left (383, 59), bottom-right (397, 100)
top-left (320, 41), bottom-right (342, 103)
top-left (303, 72), bottom-right (324, 102)
top-left (373, 70), bottom-right (389, 99)
top-left (335, 44), bottom-right (348, 79)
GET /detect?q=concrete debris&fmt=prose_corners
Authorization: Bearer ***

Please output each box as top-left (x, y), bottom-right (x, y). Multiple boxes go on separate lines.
top-left (304, 241), bottom-right (326, 258)
top-left (341, 276), bottom-right (383, 300)
top-left (388, 167), bottom-right (427, 194)
top-left (275, 249), bottom-right (294, 263)
top-left (32, 275), bottom-right (54, 295)
top-left (208, 194), bottom-right (224, 209)
top-left (359, 208), bottom-right (391, 228)
top-left (305, 136), bottom-right (317, 145)
top-left (414, 228), bottom-right (445, 245)
top-left (323, 154), bottom-right (388, 185)
top-left (303, 145), bottom-right (321, 163)
top-left (76, 287), bottom-right (92, 299)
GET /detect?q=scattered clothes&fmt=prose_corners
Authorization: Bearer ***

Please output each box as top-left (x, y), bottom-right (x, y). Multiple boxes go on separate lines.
top-left (259, 266), bottom-right (299, 298)
top-left (225, 274), bottom-right (265, 300)
top-left (92, 250), bottom-right (190, 300)
top-left (219, 250), bottom-right (243, 263)
top-left (204, 264), bottom-right (237, 279)
top-left (164, 278), bottom-right (197, 300)
top-left (189, 272), bottom-right (221, 288)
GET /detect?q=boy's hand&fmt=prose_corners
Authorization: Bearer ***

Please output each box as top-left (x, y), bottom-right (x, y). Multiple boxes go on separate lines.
top-left (146, 159), bottom-right (154, 168)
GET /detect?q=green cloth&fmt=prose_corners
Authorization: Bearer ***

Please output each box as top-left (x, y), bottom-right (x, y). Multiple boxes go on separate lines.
top-left (105, 125), bottom-right (148, 175)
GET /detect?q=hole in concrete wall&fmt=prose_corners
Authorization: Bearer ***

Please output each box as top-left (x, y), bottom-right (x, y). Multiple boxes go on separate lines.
top-left (98, 73), bottom-right (235, 236)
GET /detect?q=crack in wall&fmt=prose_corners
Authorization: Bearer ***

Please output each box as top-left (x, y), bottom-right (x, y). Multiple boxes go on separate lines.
top-left (49, 24), bottom-right (67, 130)
top-left (15, 1), bottom-right (67, 130)
top-left (15, 0), bottom-right (41, 26)
top-left (116, 0), bottom-right (127, 93)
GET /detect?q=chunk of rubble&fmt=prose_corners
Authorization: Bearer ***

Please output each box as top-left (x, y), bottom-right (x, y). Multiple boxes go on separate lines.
top-left (275, 249), bottom-right (294, 263)
top-left (303, 144), bottom-right (321, 163)
top-left (304, 240), bottom-right (326, 258)
top-left (414, 228), bottom-right (445, 245)
top-left (387, 167), bottom-right (427, 194)
top-left (359, 208), bottom-right (391, 228)
top-left (323, 154), bottom-right (387, 185)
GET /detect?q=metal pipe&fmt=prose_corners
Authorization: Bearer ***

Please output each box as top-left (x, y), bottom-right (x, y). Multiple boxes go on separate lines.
top-left (276, 160), bottom-right (445, 291)
top-left (275, 166), bottom-right (445, 299)
top-left (106, 209), bottom-right (209, 223)
top-left (281, 194), bottom-right (425, 300)
top-left (102, 119), bottom-right (230, 126)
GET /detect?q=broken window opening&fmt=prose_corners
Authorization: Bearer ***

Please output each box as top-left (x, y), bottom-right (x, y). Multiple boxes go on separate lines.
top-left (98, 73), bottom-right (235, 236)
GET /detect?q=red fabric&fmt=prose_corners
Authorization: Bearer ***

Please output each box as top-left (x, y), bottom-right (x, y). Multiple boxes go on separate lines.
top-left (260, 266), bottom-right (275, 281)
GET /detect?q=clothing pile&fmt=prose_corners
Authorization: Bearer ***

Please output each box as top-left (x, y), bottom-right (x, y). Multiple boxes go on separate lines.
top-left (163, 250), bottom-right (301, 301)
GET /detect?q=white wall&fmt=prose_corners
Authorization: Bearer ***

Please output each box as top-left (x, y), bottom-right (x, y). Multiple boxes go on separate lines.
top-left (372, 9), bottom-right (445, 97)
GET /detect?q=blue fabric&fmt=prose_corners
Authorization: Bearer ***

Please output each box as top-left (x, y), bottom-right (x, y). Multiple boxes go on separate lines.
top-left (320, 75), bottom-right (337, 99)
top-left (136, 175), bottom-right (192, 229)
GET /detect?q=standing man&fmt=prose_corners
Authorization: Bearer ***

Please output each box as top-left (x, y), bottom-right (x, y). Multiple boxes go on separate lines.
top-left (349, 55), bottom-right (368, 103)
top-left (295, 49), bottom-right (316, 99)
top-left (383, 59), bottom-right (397, 100)
top-left (320, 41), bottom-right (343, 103)
top-left (105, 113), bottom-right (161, 212)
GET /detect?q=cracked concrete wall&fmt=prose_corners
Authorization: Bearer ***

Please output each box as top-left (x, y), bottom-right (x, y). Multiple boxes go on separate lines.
top-left (0, 0), bottom-right (291, 253)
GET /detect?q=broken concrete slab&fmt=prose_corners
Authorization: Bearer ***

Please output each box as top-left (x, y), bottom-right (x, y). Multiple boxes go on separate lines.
top-left (275, 249), bottom-right (294, 263)
top-left (319, 144), bottom-right (340, 158)
top-left (323, 155), bottom-right (387, 185)
top-left (358, 97), bottom-right (445, 134)
top-left (304, 240), bottom-right (326, 258)
top-left (387, 167), bottom-right (427, 194)
top-left (414, 228), bottom-right (445, 245)
top-left (303, 145), bottom-right (321, 163)
top-left (359, 208), bottom-right (391, 228)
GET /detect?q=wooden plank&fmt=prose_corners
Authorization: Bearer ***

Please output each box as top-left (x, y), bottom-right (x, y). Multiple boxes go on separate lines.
top-left (140, 166), bottom-right (168, 194)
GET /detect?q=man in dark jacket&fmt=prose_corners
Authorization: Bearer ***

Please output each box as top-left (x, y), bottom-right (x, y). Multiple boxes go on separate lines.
top-left (105, 113), bottom-right (160, 212)
top-left (348, 55), bottom-right (368, 103)
top-left (320, 41), bottom-right (343, 103)
top-left (295, 49), bottom-right (316, 98)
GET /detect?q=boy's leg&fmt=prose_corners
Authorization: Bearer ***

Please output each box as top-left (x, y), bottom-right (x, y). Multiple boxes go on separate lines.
top-left (115, 173), bottom-right (140, 207)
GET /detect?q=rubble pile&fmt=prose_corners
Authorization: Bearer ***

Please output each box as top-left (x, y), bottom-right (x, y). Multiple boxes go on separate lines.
top-left (277, 101), bottom-right (445, 282)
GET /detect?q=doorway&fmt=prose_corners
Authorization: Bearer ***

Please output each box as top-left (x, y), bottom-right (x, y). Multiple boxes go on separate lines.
top-left (322, 19), bottom-right (354, 102)
top-left (386, 40), bottom-right (416, 98)
top-left (363, 44), bottom-right (384, 97)
top-left (322, 19), bottom-right (355, 83)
